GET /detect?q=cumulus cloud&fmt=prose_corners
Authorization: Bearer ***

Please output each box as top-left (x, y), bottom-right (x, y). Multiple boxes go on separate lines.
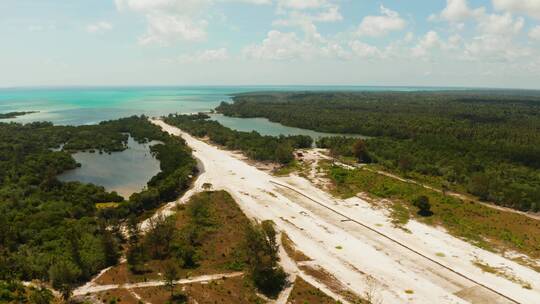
top-left (115, 0), bottom-right (211, 45)
top-left (529, 26), bottom-right (540, 40)
top-left (273, 5), bottom-right (342, 43)
top-left (357, 5), bottom-right (406, 37)
top-left (476, 12), bottom-right (524, 35)
top-left (427, 0), bottom-right (531, 62)
top-left (464, 34), bottom-right (531, 61)
top-left (243, 30), bottom-right (313, 60)
top-left (178, 48), bottom-right (229, 63)
top-left (438, 0), bottom-right (479, 22)
top-left (492, 0), bottom-right (540, 19)
top-left (412, 31), bottom-right (442, 57)
top-left (349, 41), bottom-right (381, 58)
top-left (115, 0), bottom-right (270, 46)
top-left (86, 21), bottom-right (113, 34)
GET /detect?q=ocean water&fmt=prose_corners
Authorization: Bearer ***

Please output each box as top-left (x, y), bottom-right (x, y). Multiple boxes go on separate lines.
top-left (0, 85), bottom-right (453, 126)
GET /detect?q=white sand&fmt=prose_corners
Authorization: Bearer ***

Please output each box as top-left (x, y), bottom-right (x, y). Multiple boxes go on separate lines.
top-left (151, 119), bottom-right (540, 304)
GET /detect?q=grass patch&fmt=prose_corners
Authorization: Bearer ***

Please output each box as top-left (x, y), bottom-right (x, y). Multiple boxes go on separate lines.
top-left (287, 277), bottom-right (340, 304)
top-left (95, 202), bottom-right (121, 209)
top-left (273, 159), bottom-right (306, 176)
top-left (390, 202), bottom-right (410, 228)
top-left (473, 258), bottom-right (532, 289)
top-left (322, 163), bottom-right (540, 260)
top-left (436, 252), bottom-right (446, 258)
top-left (404, 289), bottom-right (414, 294)
top-left (133, 275), bottom-right (264, 304)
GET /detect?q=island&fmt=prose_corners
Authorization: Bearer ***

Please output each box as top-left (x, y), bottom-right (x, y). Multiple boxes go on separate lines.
top-left (0, 111), bottom-right (39, 119)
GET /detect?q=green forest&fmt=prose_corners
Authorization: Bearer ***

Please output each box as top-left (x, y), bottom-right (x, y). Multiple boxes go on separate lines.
top-left (164, 113), bottom-right (312, 164)
top-left (0, 116), bottom-right (196, 299)
top-left (217, 91), bottom-right (540, 212)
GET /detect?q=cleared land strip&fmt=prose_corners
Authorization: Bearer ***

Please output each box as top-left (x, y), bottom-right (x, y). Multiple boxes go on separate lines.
top-left (270, 180), bottom-right (521, 304)
top-left (152, 119), bottom-right (540, 304)
top-left (73, 272), bottom-right (244, 296)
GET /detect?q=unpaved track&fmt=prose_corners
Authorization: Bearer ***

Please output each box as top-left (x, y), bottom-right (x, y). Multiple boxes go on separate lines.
top-left (73, 272), bottom-right (243, 296)
top-left (152, 119), bottom-right (540, 304)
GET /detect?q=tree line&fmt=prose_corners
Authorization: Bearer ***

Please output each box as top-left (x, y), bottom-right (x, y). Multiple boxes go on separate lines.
top-left (164, 113), bottom-right (312, 164)
top-left (218, 91), bottom-right (540, 212)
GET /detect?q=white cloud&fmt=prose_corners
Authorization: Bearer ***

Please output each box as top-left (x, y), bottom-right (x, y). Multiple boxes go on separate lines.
top-left (115, 0), bottom-right (212, 45)
top-left (357, 5), bottom-right (406, 37)
top-left (273, 4), bottom-right (342, 44)
top-left (464, 34), bottom-right (531, 61)
top-left (349, 41), bottom-right (381, 58)
top-left (429, 0), bottom-right (532, 62)
top-left (447, 34), bottom-right (463, 49)
top-left (321, 43), bottom-right (351, 60)
top-left (492, 0), bottom-right (540, 19)
top-left (178, 48), bottom-right (229, 63)
top-left (529, 26), bottom-right (540, 40)
top-left (440, 0), bottom-right (476, 22)
top-left (412, 31), bottom-right (442, 57)
top-left (277, 0), bottom-right (328, 10)
top-left (243, 30), bottom-right (314, 60)
top-left (86, 21), bottom-right (113, 34)
top-left (477, 12), bottom-right (524, 35)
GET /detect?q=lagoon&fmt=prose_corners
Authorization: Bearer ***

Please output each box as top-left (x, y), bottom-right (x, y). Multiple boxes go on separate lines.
top-left (209, 114), bottom-right (364, 140)
top-left (58, 137), bottom-right (161, 198)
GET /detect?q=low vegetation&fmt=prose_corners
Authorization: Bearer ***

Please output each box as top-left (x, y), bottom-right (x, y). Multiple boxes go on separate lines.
top-left (323, 162), bottom-right (540, 259)
top-left (473, 258), bottom-right (532, 289)
top-left (287, 277), bottom-right (339, 304)
top-left (0, 281), bottom-right (55, 303)
top-left (123, 191), bottom-right (287, 302)
top-left (218, 91), bottom-right (540, 212)
top-left (164, 113), bottom-right (312, 164)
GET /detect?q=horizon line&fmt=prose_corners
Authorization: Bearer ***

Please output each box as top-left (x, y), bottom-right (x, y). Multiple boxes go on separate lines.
top-left (1, 84), bottom-right (540, 91)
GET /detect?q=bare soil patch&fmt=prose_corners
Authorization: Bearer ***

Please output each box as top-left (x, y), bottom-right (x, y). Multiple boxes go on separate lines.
top-left (281, 232), bottom-right (311, 262)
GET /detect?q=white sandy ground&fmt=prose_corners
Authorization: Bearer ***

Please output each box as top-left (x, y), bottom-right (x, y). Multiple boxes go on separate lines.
top-left (72, 272), bottom-right (244, 296)
top-left (148, 119), bottom-right (540, 304)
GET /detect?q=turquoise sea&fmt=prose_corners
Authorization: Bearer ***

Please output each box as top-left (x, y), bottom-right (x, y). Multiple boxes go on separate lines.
top-left (0, 85), bottom-right (454, 195)
top-left (0, 86), bottom-right (454, 127)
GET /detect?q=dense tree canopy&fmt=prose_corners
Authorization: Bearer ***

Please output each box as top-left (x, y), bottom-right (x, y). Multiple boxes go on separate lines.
top-left (0, 116), bottom-right (196, 289)
top-left (218, 91), bottom-right (540, 211)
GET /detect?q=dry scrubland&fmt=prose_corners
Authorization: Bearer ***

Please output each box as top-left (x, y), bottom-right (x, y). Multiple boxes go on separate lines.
top-left (78, 190), bottom-right (344, 304)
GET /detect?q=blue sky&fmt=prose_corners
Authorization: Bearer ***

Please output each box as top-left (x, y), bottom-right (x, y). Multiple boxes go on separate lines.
top-left (1, 0), bottom-right (540, 88)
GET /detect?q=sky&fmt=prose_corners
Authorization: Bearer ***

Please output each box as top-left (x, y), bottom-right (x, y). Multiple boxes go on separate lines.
top-left (1, 0), bottom-right (540, 89)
